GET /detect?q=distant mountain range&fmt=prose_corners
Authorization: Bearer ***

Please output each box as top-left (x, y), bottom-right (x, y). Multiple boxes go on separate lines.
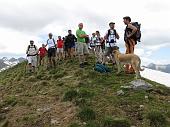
top-left (0, 57), bottom-right (26, 72)
top-left (146, 63), bottom-right (170, 74)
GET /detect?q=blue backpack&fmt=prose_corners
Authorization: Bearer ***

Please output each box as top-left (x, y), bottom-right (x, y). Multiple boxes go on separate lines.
top-left (94, 64), bottom-right (111, 73)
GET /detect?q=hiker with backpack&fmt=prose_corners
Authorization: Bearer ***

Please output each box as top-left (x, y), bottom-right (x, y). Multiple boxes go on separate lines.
top-left (103, 22), bottom-right (120, 65)
top-left (26, 40), bottom-right (38, 72)
top-left (65, 30), bottom-right (77, 59)
top-left (38, 44), bottom-right (47, 66)
top-left (123, 16), bottom-right (140, 74)
top-left (56, 36), bottom-right (64, 61)
top-left (46, 33), bottom-right (56, 69)
top-left (76, 23), bottom-right (89, 68)
top-left (90, 33), bottom-right (96, 54)
top-left (95, 31), bottom-right (103, 64)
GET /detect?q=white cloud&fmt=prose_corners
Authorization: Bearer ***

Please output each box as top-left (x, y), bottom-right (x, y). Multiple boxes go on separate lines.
top-left (0, 0), bottom-right (170, 64)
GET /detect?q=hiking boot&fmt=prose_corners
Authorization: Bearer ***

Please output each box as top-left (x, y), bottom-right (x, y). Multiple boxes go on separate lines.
top-left (80, 63), bottom-right (84, 68)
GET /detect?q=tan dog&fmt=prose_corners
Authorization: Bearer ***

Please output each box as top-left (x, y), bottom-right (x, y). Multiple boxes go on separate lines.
top-left (113, 49), bottom-right (144, 79)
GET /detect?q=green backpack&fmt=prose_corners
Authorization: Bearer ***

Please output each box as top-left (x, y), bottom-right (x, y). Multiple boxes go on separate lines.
top-left (94, 64), bottom-right (111, 73)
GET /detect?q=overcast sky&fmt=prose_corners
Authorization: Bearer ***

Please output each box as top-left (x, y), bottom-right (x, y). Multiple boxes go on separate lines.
top-left (0, 0), bottom-right (170, 65)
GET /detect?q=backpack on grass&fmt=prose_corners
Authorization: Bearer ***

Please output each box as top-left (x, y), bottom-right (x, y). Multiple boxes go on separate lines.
top-left (94, 64), bottom-right (111, 73)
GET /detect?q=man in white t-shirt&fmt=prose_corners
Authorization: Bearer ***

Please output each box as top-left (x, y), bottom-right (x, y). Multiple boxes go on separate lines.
top-left (46, 33), bottom-right (56, 68)
top-left (26, 40), bottom-right (38, 72)
top-left (103, 22), bottom-right (120, 65)
top-left (90, 33), bottom-right (96, 54)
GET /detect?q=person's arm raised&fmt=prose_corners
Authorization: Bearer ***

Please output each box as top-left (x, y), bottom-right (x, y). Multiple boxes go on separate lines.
top-left (127, 24), bottom-right (137, 38)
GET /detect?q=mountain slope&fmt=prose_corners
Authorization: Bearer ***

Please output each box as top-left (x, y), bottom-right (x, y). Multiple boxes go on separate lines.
top-left (0, 57), bottom-right (26, 72)
top-left (147, 63), bottom-right (170, 73)
top-left (0, 56), bottom-right (170, 127)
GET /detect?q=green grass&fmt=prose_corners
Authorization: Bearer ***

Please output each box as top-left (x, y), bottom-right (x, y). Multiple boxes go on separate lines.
top-left (0, 57), bottom-right (170, 127)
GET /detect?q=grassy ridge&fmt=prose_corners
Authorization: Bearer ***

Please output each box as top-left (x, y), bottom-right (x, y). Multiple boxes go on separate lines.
top-left (0, 56), bottom-right (170, 127)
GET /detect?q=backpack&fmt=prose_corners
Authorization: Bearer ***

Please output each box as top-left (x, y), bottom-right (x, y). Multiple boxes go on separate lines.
top-left (27, 45), bottom-right (37, 56)
top-left (94, 64), bottom-right (111, 73)
top-left (47, 38), bottom-right (56, 48)
top-left (131, 22), bottom-right (141, 42)
top-left (28, 45), bottom-right (37, 51)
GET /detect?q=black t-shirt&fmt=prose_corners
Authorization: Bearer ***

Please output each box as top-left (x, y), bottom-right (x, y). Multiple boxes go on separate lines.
top-left (65, 34), bottom-right (77, 46)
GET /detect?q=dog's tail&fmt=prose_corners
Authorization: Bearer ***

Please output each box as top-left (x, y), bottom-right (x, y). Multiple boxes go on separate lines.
top-left (140, 67), bottom-right (145, 71)
top-left (138, 58), bottom-right (145, 71)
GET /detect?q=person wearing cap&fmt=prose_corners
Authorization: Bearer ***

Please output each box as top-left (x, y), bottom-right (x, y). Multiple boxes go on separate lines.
top-left (76, 23), bottom-right (89, 68)
top-left (103, 22), bottom-right (120, 65)
top-left (46, 33), bottom-right (56, 69)
top-left (26, 40), bottom-right (38, 72)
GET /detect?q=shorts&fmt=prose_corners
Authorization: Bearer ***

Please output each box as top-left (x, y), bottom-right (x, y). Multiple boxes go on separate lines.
top-left (104, 46), bottom-right (118, 56)
top-left (57, 48), bottom-right (63, 53)
top-left (48, 48), bottom-right (56, 58)
top-left (68, 43), bottom-right (75, 49)
top-left (27, 56), bottom-right (37, 67)
top-left (40, 55), bottom-right (46, 60)
top-left (77, 42), bottom-right (89, 55)
top-left (90, 44), bottom-right (95, 48)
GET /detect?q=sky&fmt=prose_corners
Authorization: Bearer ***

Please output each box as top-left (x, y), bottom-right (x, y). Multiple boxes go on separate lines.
top-left (0, 0), bottom-right (170, 65)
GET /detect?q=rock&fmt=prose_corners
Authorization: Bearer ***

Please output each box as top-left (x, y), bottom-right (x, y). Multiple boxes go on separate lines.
top-left (83, 122), bottom-right (87, 125)
top-left (117, 90), bottom-right (125, 96)
top-left (51, 119), bottom-right (60, 125)
top-left (139, 105), bottom-right (144, 109)
top-left (37, 107), bottom-right (51, 113)
top-left (120, 85), bottom-right (133, 89)
top-left (1, 107), bottom-right (10, 113)
top-left (130, 79), bottom-right (152, 90)
top-left (145, 96), bottom-right (148, 99)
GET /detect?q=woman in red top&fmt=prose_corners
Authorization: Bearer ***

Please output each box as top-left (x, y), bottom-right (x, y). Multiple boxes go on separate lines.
top-left (39, 44), bottom-right (47, 66)
top-left (57, 36), bottom-right (64, 61)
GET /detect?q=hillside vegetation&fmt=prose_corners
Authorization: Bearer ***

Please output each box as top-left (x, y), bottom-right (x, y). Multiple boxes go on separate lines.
top-left (0, 56), bottom-right (170, 127)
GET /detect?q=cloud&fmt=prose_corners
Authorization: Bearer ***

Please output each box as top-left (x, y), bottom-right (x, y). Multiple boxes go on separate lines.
top-left (0, 0), bottom-right (170, 65)
top-left (144, 1), bottom-right (170, 12)
top-left (0, 1), bottom-right (71, 32)
top-left (0, 28), bottom-right (41, 54)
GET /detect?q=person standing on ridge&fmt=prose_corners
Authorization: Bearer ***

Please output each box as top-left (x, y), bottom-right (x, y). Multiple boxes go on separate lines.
top-left (103, 22), bottom-right (120, 65)
top-left (26, 40), bottom-right (38, 72)
top-left (65, 30), bottom-right (77, 59)
top-left (76, 23), bottom-right (89, 68)
top-left (123, 16), bottom-right (137, 74)
top-left (56, 36), bottom-right (64, 61)
top-left (90, 33), bottom-right (96, 54)
top-left (95, 31), bottom-right (103, 64)
top-left (38, 44), bottom-right (47, 66)
top-left (46, 33), bottom-right (56, 69)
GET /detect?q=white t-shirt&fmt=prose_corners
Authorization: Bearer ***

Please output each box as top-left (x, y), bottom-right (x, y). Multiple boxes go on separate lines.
top-left (26, 45), bottom-right (38, 56)
top-left (96, 36), bottom-right (101, 46)
top-left (90, 37), bottom-right (96, 47)
top-left (47, 38), bottom-right (56, 49)
top-left (105, 29), bottom-right (117, 47)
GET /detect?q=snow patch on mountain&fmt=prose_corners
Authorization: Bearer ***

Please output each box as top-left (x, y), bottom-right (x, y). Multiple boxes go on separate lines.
top-left (0, 57), bottom-right (26, 72)
top-left (141, 68), bottom-right (170, 87)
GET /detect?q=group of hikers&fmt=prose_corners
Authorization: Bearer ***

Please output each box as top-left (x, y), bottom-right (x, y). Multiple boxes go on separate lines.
top-left (26, 16), bottom-right (141, 74)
